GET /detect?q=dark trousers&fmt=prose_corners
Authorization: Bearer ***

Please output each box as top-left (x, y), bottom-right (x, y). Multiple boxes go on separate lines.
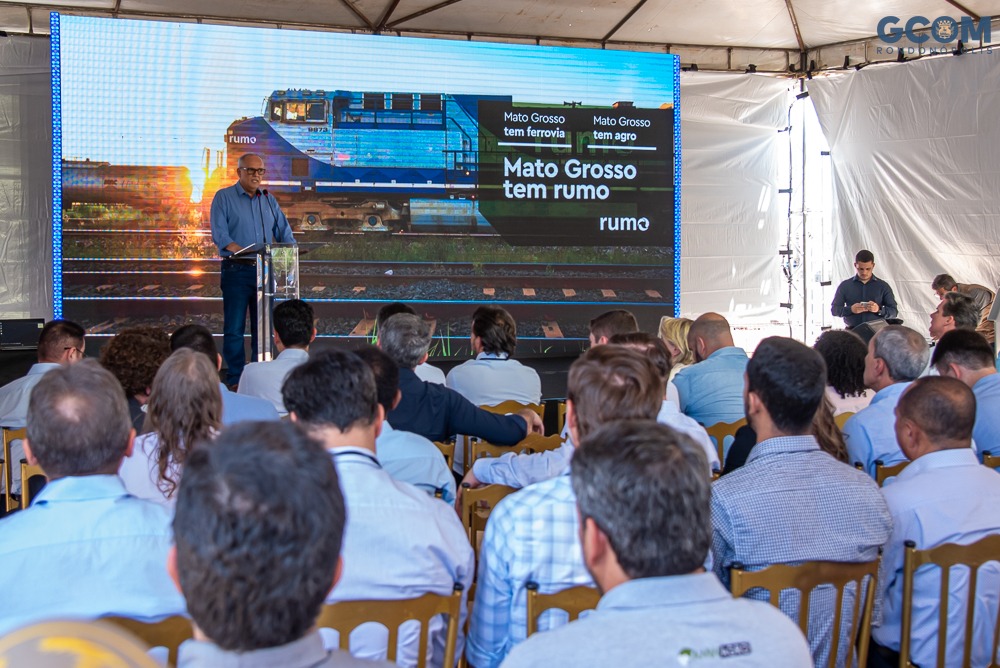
top-left (220, 261), bottom-right (257, 386)
top-left (867, 640), bottom-right (902, 668)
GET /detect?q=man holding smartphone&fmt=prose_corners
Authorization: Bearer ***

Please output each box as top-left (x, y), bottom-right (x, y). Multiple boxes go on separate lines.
top-left (831, 249), bottom-right (898, 329)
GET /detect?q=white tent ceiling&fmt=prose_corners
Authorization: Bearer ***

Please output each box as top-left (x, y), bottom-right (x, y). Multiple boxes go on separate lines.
top-left (1, 0), bottom-right (999, 71)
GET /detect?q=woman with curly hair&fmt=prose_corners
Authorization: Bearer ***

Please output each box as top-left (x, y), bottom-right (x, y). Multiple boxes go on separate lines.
top-left (99, 326), bottom-right (170, 432)
top-left (813, 330), bottom-right (872, 415)
top-left (657, 316), bottom-right (694, 380)
top-left (118, 348), bottom-right (222, 507)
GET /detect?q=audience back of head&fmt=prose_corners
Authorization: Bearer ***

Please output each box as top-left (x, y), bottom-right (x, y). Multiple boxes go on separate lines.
top-left (375, 302), bottom-right (417, 334)
top-left (472, 306), bottom-right (518, 357)
top-left (588, 310), bottom-right (638, 345)
top-left (871, 325), bottom-right (929, 383)
top-left (813, 330), bottom-right (868, 399)
top-left (687, 313), bottom-right (735, 361)
top-left (573, 420), bottom-right (710, 582)
top-left (273, 299), bottom-right (315, 349)
top-left (283, 349), bottom-right (379, 431)
top-left (657, 316), bottom-right (694, 366)
top-left (608, 332), bottom-right (673, 382)
top-left (379, 313), bottom-right (432, 371)
top-left (896, 376), bottom-right (975, 450)
top-left (26, 359), bottom-right (131, 478)
top-left (170, 324), bottom-right (218, 364)
top-left (172, 421), bottom-right (345, 652)
top-left (746, 337), bottom-right (826, 434)
top-left (353, 345), bottom-right (399, 414)
top-left (37, 319), bottom-right (86, 364)
top-left (931, 328), bottom-right (995, 374)
top-left (99, 326), bottom-right (171, 399)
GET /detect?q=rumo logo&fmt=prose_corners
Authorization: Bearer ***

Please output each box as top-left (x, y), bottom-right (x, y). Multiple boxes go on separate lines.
top-left (877, 15), bottom-right (991, 43)
top-left (600, 216), bottom-right (649, 232)
top-left (228, 135), bottom-right (257, 144)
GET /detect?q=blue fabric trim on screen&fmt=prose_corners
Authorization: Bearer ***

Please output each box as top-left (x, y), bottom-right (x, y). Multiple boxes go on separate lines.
top-left (672, 58), bottom-right (682, 317)
top-left (50, 12), bottom-right (63, 319)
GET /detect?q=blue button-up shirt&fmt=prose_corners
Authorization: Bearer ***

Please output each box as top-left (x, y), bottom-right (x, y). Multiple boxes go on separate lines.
top-left (874, 448), bottom-right (1000, 666)
top-left (0, 362), bottom-right (62, 428)
top-left (831, 274), bottom-right (898, 328)
top-left (210, 183), bottom-right (295, 256)
top-left (0, 475), bottom-right (186, 634)
top-left (673, 347), bottom-right (749, 426)
top-left (972, 374), bottom-right (1000, 459)
top-left (219, 383), bottom-right (280, 425)
top-left (711, 435), bottom-right (892, 667)
top-left (466, 473), bottom-right (594, 668)
top-left (842, 382), bottom-right (911, 477)
top-left (375, 421), bottom-right (456, 504)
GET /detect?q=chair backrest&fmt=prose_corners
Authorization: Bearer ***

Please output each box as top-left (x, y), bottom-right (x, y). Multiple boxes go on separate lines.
top-left (479, 401), bottom-right (544, 420)
top-left (19, 460), bottom-right (45, 509)
top-left (900, 535), bottom-right (1000, 667)
top-left (517, 433), bottom-right (563, 454)
top-left (102, 615), bottom-right (193, 667)
top-left (432, 439), bottom-right (455, 471)
top-left (0, 619), bottom-right (162, 668)
top-left (834, 412), bottom-right (854, 430)
top-left (556, 401), bottom-right (567, 433)
top-left (525, 582), bottom-right (601, 637)
top-left (874, 459), bottom-right (909, 487)
top-left (469, 437), bottom-right (533, 463)
top-left (704, 418), bottom-right (747, 464)
top-left (2, 427), bottom-right (25, 512)
top-left (316, 584), bottom-right (464, 668)
top-left (983, 450), bottom-right (1000, 470)
top-left (729, 559), bottom-right (879, 668)
top-left (459, 483), bottom-right (516, 546)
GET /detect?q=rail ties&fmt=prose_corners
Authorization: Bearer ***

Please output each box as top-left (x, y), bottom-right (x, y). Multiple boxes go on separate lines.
top-left (483, 288), bottom-right (495, 296)
top-left (542, 321), bottom-right (564, 338)
top-left (601, 289), bottom-right (617, 298)
top-left (562, 289), bottom-right (576, 297)
top-left (350, 319), bottom-right (376, 337)
top-left (645, 290), bottom-right (662, 298)
top-left (522, 288), bottom-right (535, 296)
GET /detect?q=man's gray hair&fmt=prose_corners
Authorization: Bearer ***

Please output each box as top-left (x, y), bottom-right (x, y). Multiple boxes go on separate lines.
top-left (872, 325), bottom-right (929, 382)
top-left (237, 153), bottom-right (263, 167)
top-left (379, 313), bottom-right (432, 370)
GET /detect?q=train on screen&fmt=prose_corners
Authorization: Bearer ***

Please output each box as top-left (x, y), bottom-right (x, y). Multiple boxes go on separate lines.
top-left (208, 89), bottom-right (510, 233)
top-left (61, 160), bottom-right (193, 212)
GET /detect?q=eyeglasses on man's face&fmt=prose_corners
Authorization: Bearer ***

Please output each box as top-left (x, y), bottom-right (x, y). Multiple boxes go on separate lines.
top-left (63, 346), bottom-right (85, 358)
top-left (240, 167), bottom-right (266, 176)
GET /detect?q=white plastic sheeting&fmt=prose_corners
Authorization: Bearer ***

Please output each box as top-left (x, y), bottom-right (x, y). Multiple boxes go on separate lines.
top-left (680, 72), bottom-right (793, 338)
top-left (0, 35), bottom-right (51, 319)
top-left (808, 54), bottom-right (1000, 335)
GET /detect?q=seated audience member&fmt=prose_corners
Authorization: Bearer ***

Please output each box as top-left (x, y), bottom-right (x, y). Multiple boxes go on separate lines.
top-left (171, 421), bottom-right (391, 668)
top-left (0, 319), bottom-right (86, 497)
top-left (118, 349), bottom-right (222, 508)
top-left (711, 337), bottom-right (891, 667)
top-left (813, 329), bottom-right (872, 415)
top-left (381, 313), bottom-right (541, 444)
top-left (871, 376), bottom-right (1000, 668)
top-left (931, 273), bottom-right (996, 342)
top-left (354, 345), bottom-right (455, 503)
top-left (657, 315), bottom-right (694, 380)
top-left (99, 325), bottom-right (170, 432)
top-left (170, 324), bottom-right (279, 425)
top-left (0, 360), bottom-right (185, 634)
top-left (842, 325), bottom-right (929, 476)
top-left (931, 329), bottom-right (1000, 457)
top-left (446, 305), bottom-right (541, 406)
top-left (466, 346), bottom-right (664, 668)
top-left (722, 395), bottom-right (849, 474)
top-left (673, 313), bottom-right (749, 426)
top-left (238, 298), bottom-right (314, 415)
top-left (282, 351), bottom-right (473, 665)
top-left (929, 290), bottom-right (981, 341)
top-left (376, 302), bottom-right (445, 384)
top-left (502, 421), bottom-right (812, 668)
top-left (587, 309), bottom-right (638, 346)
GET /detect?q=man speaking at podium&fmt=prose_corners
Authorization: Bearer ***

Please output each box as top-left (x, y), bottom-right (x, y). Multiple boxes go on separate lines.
top-left (831, 249), bottom-right (898, 329)
top-left (210, 153), bottom-right (296, 388)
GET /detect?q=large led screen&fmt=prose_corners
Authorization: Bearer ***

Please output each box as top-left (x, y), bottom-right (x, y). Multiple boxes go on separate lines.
top-left (53, 14), bottom-right (680, 357)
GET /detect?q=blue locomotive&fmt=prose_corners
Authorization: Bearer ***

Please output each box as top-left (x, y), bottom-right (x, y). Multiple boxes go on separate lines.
top-left (214, 90), bottom-right (510, 232)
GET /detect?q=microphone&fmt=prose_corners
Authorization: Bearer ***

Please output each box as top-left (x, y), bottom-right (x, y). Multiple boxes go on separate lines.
top-left (260, 189), bottom-right (282, 242)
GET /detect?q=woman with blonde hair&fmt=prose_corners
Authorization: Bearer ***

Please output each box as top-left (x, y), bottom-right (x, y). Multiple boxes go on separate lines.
top-left (658, 316), bottom-right (694, 379)
top-left (118, 348), bottom-right (222, 507)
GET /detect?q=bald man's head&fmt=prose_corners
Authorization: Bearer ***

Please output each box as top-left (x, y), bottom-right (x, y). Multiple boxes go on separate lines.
top-left (895, 376), bottom-right (975, 460)
top-left (687, 313), bottom-right (735, 362)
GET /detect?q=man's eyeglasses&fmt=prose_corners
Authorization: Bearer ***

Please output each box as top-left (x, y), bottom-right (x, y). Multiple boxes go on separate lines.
top-left (63, 346), bottom-right (85, 358)
top-left (240, 167), bottom-right (266, 176)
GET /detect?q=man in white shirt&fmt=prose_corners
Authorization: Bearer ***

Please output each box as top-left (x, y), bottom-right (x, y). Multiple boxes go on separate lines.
top-left (871, 376), bottom-right (1000, 667)
top-left (282, 350), bottom-right (473, 666)
top-left (446, 305), bottom-right (541, 407)
top-left (376, 302), bottom-right (445, 384)
top-left (238, 299), bottom-right (314, 415)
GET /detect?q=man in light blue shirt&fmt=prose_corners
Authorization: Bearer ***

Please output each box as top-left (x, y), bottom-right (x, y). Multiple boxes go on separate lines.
top-left (0, 360), bottom-right (185, 634)
top-left (871, 376), bottom-right (1000, 668)
top-left (238, 299), bottom-right (314, 415)
top-left (210, 153), bottom-right (296, 386)
top-left (843, 325), bottom-right (928, 477)
top-left (355, 346), bottom-right (456, 503)
top-left (283, 350), bottom-right (473, 666)
top-left (930, 329), bottom-right (1000, 458)
top-left (466, 346), bottom-right (665, 668)
top-left (170, 324), bottom-right (280, 424)
top-left (502, 421), bottom-right (811, 668)
top-left (673, 313), bottom-right (749, 427)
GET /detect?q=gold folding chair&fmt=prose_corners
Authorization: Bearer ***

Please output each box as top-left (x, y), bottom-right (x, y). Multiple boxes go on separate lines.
top-left (900, 534), bottom-right (1000, 667)
top-left (874, 459), bottom-right (909, 487)
top-left (518, 433), bottom-right (563, 454)
top-left (730, 559), bottom-right (879, 668)
top-left (102, 615), bottom-right (193, 667)
top-left (316, 584), bottom-right (464, 668)
top-left (459, 483), bottom-right (516, 548)
top-left (983, 450), bottom-right (1000, 469)
top-left (0, 619), bottom-right (162, 668)
top-left (525, 582), bottom-right (601, 636)
top-left (2, 427), bottom-right (25, 512)
top-left (704, 418), bottom-right (747, 465)
top-left (556, 400), bottom-right (567, 433)
top-left (479, 401), bottom-right (544, 420)
top-left (433, 439), bottom-right (456, 471)
top-left (19, 460), bottom-right (45, 509)
top-left (469, 437), bottom-right (533, 464)
top-left (834, 412), bottom-right (854, 430)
